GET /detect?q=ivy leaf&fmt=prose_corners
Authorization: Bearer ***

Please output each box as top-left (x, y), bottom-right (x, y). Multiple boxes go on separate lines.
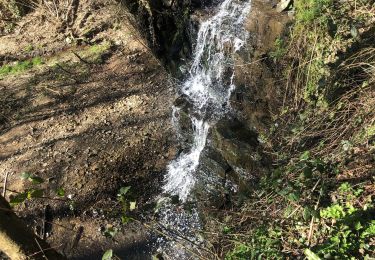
top-left (9, 193), bottom-right (28, 206)
top-left (300, 151), bottom-right (311, 161)
top-left (102, 249), bottom-right (113, 260)
top-left (303, 206), bottom-right (317, 221)
top-left (30, 176), bottom-right (44, 184)
top-left (303, 166), bottom-right (313, 179)
top-left (288, 192), bottom-right (300, 202)
top-left (56, 188), bottom-right (65, 197)
top-left (27, 189), bottom-right (44, 199)
top-left (118, 186), bottom-right (131, 196)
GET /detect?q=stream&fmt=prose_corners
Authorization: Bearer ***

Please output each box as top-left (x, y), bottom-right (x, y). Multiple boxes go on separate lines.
top-left (164, 0), bottom-right (251, 202)
top-left (154, 0), bottom-right (252, 258)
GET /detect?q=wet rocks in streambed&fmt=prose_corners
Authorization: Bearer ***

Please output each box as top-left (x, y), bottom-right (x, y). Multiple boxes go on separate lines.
top-left (210, 118), bottom-right (264, 177)
top-left (172, 95), bottom-right (197, 147)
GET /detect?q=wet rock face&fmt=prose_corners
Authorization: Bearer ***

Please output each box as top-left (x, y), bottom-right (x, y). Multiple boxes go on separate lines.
top-left (200, 147), bottom-right (231, 179)
top-left (232, 0), bottom-right (291, 131)
top-left (119, 0), bottom-right (212, 73)
top-left (202, 0), bottom-right (290, 188)
top-left (173, 95), bottom-right (195, 147)
top-left (211, 119), bottom-right (261, 172)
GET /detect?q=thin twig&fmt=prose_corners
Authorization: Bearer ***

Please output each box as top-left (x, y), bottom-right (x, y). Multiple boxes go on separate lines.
top-left (34, 238), bottom-right (48, 259)
top-left (2, 172), bottom-right (9, 197)
top-left (27, 244), bottom-right (64, 258)
top-left (72, 51), bottom-right (91, 64)
top-left (308, 188), bottom-right (322, 245)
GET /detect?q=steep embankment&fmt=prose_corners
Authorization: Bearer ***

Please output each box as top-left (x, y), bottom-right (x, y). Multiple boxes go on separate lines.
top-left (203, 0), bottom-right (375, 259)
top-left (0, 0), bottom-right (177, 258)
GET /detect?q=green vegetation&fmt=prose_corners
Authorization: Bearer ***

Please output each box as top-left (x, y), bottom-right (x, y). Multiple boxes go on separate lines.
top-left (84, 42), bottom-right (113, 63)
top-left (88, 42), bottom-right (112, 55)
top-left (117, 186), bottom-right (137, 224)
top-left (24, 44), bottom-right (34, 53)
top-left (294, 0), bottom-right (333, 23)
top-left (0, 0), bottom-right (27, 18)
top-left (223, 152), bottom-right (374, 258)
top-left (0, 57), bottom-right (43, 78)
top-left (0, 0), bottom-right (373, 258)
top-left (102, 249), bottom-right (113, 260)
top-left (314, 182), bottom-right (374, 259)
top-left (269, 38), bottom-right (287, 60)
top-left (290, 0), bottom-right (374, 104)
top-left (0, 42), bottom-right (112, 81)
top-left (222, 0), bottom-right (375, 258)
top-left (9, 172), bottom-right (70, 208)
top-left (226, 226), bottom-right (283, 260)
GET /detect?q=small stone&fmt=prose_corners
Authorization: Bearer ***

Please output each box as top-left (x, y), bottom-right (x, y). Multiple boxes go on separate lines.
top-left (276, 0), bottom-right (292, 12)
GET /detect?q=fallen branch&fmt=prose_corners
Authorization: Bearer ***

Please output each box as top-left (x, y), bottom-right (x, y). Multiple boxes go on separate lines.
top-left (2, 172), bottom-right (9, 197)
top-left (72, 51), bottom-right (91, 64)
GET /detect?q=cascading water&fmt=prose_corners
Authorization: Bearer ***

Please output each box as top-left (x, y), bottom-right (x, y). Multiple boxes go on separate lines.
top-left (154, 0), bottom-right (252, 258)
top-left (164, 0), bottom-right (252, 202)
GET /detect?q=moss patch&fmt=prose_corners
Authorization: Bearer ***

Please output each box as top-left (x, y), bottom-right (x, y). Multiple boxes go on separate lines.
top-left (0, 57), bottom-right (44, 78)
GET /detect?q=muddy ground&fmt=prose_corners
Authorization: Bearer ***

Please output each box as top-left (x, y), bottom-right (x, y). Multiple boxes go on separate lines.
top-left (0, 0), bottom-right (177, 258)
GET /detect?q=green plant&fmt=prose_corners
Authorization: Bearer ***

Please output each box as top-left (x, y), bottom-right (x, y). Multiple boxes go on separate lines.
top-left (102, 227), bottom-right (118, 239)
top-left (226, 226), bottom-right (283, 260)
top-left (9, 172), bottom-right (45, 206)
top-left (295, 0), bottom-right (333, 24)
top-left (226, 244), bottom-right (251, 260)
top-left (102, 249), bottom-right (113, 260)
top-left (222, 225), bottom-right (233, 234)
top-left (309, 182), bottom-right (375, 259)
top-left (9, 172), bottom-right (69, 208)
top-left (0, 0), bottom-right (26, 18)
top-left (0, 57), bottom-right (44, 78)
top-left (117, 186), bottom-right (136, 224)
top-left (270, 38), bottom-right (287, 60)
top-left (24, 44), bottom-right (34, 53)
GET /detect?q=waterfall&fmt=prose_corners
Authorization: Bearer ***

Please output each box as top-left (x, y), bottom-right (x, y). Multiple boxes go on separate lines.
top-left (164, 0), bottom-right (252, 202)
top-left (154, 1), bottom-right (252, 258)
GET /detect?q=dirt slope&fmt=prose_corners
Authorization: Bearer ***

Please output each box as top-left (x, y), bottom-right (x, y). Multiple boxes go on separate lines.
top-left (0, 0), bottom-right (177, 258)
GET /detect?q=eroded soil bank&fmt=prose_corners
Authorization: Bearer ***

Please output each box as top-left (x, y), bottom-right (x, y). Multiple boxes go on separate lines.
top-left (1, 0), bottom-right (178, 258)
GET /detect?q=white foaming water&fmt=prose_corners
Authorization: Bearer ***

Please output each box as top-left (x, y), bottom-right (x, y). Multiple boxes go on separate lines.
top-left (164, 0), bottom-right (251, 202)
top-left (164, 118), bottom-right (210, 200)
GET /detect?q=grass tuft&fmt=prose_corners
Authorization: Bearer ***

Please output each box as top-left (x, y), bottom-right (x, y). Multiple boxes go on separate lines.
top-left (0, 57), bottom-right (44, 78)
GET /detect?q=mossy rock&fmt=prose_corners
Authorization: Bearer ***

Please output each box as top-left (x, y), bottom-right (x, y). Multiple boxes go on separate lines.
top-left (211, 119), bottom-right (262, 173)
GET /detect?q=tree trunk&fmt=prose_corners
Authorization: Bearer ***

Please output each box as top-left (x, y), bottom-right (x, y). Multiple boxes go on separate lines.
top-left (0, 195), bottom-right (65, 260)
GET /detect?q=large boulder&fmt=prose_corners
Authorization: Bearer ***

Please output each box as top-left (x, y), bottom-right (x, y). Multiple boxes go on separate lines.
top-left (211, 119), bottom-right (263, 175)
